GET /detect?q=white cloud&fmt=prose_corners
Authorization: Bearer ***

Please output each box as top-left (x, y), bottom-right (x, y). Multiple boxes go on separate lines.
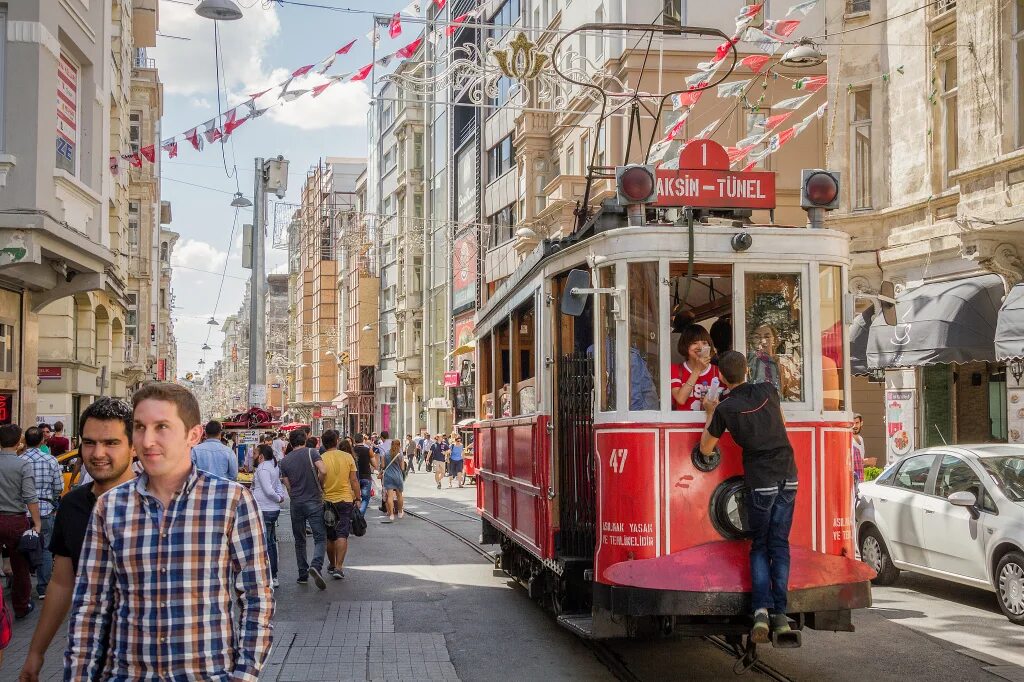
top-left (151, 4), bottom-right (281, 97)
top-left (269, 262), bottom-right (288, 275)
top-left (172, 239), bottom-right (228, 271)
top-left (190, 97), bottom-right (212, 108)
top-left (247, 70), bottom-right (371, 131)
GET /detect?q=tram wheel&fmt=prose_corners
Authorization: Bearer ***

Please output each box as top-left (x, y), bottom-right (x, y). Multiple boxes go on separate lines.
top-left (859, 527), bottom-right (900, 585)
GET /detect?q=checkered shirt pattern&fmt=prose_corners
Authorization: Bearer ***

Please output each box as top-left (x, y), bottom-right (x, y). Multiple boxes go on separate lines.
top-left (21, 448), bottom-right (61, 516)
top-left (64, 467), bottom-right (274, 681)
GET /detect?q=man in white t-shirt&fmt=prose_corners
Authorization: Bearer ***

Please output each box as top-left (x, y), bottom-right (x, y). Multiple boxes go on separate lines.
top-left (272, 432), bottom-right (288, 461)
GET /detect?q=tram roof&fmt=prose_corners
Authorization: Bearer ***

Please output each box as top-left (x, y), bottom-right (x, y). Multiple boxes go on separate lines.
top-left (478, 201), bottom-right (850, 328)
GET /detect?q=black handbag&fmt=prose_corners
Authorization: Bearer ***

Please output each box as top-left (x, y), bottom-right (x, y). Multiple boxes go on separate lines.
top-left (309, 450), bottom-right (338, 527)
top-left (351, 507), bottom-right (367, 537)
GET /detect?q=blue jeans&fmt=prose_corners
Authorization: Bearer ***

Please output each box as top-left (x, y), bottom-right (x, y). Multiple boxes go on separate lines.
top-left (37, 513), bottom-right (55, 596)
top-left (359, 478), bottom-right (372, 516)
top-left (746, 482), bottom-right (797, 614)
top-left (262, 510), bottom-right (280, 578)
top-left (289, 499), bottom-right (326, 578)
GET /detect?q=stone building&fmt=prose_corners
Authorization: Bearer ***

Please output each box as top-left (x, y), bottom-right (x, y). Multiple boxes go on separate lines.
top-left (827, 0), bottom-right (1024, 462)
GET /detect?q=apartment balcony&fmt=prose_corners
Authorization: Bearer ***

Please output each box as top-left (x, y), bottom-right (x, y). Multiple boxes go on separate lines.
top-left (395, 355), bottom-right (422, 383)
top-left (396, 291), bottom-right (422, 311)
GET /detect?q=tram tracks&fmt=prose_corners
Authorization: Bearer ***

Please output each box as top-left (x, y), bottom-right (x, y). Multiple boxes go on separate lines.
top-left (405, 496), bottom-right (795, 682)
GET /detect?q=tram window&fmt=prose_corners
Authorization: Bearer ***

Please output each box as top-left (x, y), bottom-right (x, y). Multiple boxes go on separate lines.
top-left (668, 263), bottom-right (733, 367)
top-left (496, 321), bottom-right (511, 418)
top-left (744, 272), bottom-right (804, 402)
top-left (819, 265), bottom-right (846, 411)
top-left (598, 266), bottom-right (617, 412)
top-left (628, 262), bottom-right (660, 411)
top-left (513, 303), bottom-right (536, 415)
top-left (479, 334), bottom-right (494, 419)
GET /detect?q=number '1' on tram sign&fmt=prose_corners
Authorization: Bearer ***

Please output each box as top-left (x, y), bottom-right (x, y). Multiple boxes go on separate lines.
top-left (654, 140), bottom-right (776, 210)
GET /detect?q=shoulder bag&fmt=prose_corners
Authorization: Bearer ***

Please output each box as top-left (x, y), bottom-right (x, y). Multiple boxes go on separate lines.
top-left (309, 450), bottom-right (339, 528)
top-left (351, 506), bottom-right (367, 536)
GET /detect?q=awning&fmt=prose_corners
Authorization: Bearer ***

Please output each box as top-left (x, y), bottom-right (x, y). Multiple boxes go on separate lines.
top-left (448, 339), bottom-right (476, 358)
top-left (456, 417), bottom-right (477, 428)
top-left (866, 274), bottom-right (1004, 369)
top-left (849, 304), bottom-right (874, 375)
top-left (996, 283), bottom-right (1024, 360)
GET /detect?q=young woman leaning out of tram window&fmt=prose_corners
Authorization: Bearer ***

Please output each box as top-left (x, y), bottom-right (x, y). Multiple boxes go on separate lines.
top-left (671, 324), bottom-right (721, 411)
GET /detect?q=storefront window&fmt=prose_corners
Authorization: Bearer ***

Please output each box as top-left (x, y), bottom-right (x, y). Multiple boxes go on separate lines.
top-left (628, 262), bottom-right (660, 410)
top-left (819, 265), bottom-right (846, 410)
top-left (598, 265), bottom-right (617, 411)
top-left (744, 272), bottom-right (804, 402)
top-left (922, 364), bottom-right (952, 447)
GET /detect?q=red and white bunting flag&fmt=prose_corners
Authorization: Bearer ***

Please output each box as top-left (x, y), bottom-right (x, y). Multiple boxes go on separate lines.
top-left (726, 144), bottom-right (755, 164)
top-left (740, 54), bottom-right (772, 73)
top-left (397, 37), bottom-right (423, 59)
top-left (312, 80), bottom-right (337, 97)
top-left (389, 12), bottom-right (402, 38)
top-left (692, 118), bottom-right (720, 141)
top-left (673, 88), bottom-right (704, 109)
top-left (202, 119), bottom-right (222, 144)
top-left (433, 0), bottom-right (446, 10)
top-left (334, 39), bottom-right (356, 57)
top-left (787, 0), bottom-right (818, 17)
top-left (249, 88), bottom-right (272, 100)
top-left (741, 161), bottom-right (757, 172)
top-left (773, 93), bottom-right (813, 109)
top-left (317, 54), bottom-right (338, 75)
top-left (793, 75), bottom-right (828, 93)
top-left (280, 88), bottom-right (310, 102)
top-left (292, 64), bottom-right (315, 78)
top-left (161, 138), bottom-right (178, 158)
top-left (447, 13), bottom-right (469, 36)
top-left (714, 36), bottom-right (740, 62)
top-left (350, 63), bottom-right (373, 81)
top-left (736, 3), bottom-right (764, 19)
top-left (759, 111), bottom-right (793, 130)
top-left (185, 126), bottom-right (203, 151)
top-left (223, 110), bottom-right (248, 135)
top-left (140, 144), bottom-right (156, 163)
top-left (402, 1), bottom-right (423, 17)
top-left (367, 26), bottom-right (381, 47)
top-left (126, 152), bottom-right (143, 168)
top-left (744, 27), bottom-right (783, 55)
top-left (764, 19), bottom-right (801, 38)
top-left (376, 53), bottom-right (394, 68)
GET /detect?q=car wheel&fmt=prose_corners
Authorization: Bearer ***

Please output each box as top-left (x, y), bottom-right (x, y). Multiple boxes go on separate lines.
top-left (859, 527), bottom-right (900, 585)
top-left (996, 551), bottom-right (1024, 626)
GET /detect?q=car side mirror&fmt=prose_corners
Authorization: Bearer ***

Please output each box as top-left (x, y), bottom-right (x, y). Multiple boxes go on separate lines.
top-left (947, 491), bottom-right (980, 519)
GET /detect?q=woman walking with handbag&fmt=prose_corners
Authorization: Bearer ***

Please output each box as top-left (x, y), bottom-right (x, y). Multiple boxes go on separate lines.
top-left (252, 444), bottom-right (284, 588)
top-left (379, 440), bottom-right (407, 522)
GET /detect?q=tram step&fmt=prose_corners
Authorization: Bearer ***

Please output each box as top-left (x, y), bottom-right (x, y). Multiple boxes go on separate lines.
top-left (557, 613), bottom-right (596, 639)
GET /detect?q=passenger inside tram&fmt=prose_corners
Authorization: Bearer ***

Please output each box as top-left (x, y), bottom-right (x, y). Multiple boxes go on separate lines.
top-left (670, 324), bottom-right (721, 411)
top-left (744, 271), bottom-right (804, 402)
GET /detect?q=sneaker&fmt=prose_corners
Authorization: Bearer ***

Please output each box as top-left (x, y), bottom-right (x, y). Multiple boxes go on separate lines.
top-left (770, 613), bottom-right (792, 635)
top-left (327, 564), bottom-right (336, 574)
top-left (296, 576), bottom-right (309, 585)
top-left (272, 577), bottom-right (280, 588)
top-left (308, 566), bottom-right (327, 590)
top-left (37, 593), bottom-right (46, 601)
top-left (331, 569), bottom-right (345, 580)
top-left (751, 610), bottom-right (770, 644)
top-left (437, 483), bottom-right (442, 489)
top-left (15, 602), bottom-right (35, 619)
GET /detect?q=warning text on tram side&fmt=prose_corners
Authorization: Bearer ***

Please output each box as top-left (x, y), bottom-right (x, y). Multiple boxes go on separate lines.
top-left (653, 139), bottom-right (776, 210)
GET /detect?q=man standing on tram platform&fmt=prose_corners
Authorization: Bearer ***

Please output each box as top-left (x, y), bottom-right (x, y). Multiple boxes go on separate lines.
top-left (698, 350), bottom-right (798, 645)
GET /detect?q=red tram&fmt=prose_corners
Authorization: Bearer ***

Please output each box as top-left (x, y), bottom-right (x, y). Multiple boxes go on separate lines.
top-left (471, 201), bottom-right (875, 642)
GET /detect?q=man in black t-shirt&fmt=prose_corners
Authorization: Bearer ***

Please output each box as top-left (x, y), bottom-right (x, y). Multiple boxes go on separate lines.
top-left (19, 398), bottom-right (137, 681)
top-left (699, 350), bottom-right (798, 645)
top-left (352, 433), bottom-right (377, 516)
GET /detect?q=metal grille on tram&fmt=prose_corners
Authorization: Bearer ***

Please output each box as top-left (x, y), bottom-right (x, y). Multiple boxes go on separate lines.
top-left (556, 351), bottom-right (597, 559)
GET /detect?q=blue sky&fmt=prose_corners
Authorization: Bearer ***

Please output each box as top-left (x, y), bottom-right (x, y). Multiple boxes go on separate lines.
top-left (152, 0), bottom-right (411, 377)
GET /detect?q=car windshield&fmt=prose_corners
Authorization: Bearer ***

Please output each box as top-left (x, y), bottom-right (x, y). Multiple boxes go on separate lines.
top-left (980, 456), bottom-right (1024, 502)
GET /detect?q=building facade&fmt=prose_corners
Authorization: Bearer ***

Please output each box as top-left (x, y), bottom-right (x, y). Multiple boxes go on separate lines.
top-left (1, 1), bottom-right (172, 433)
top-left (827, 0), bottom-right (1024, 462)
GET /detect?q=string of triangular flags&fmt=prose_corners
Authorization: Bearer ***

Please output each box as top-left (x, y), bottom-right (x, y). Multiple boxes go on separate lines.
top-left (649, 0), bottom-right (821, 167)
top-left (110, 0), bottom-right (488, 173)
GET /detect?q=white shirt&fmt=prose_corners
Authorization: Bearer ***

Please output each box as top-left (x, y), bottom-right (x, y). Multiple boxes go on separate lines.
top-left (271, 438), bottom-right (287, 461)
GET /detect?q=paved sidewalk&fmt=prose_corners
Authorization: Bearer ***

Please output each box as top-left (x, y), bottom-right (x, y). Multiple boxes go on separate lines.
top-left (0, 473), bottom-right (608, 681)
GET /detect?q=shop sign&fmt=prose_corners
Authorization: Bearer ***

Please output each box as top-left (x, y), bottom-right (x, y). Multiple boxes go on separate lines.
top-left (444, 371), bottom-right (460, 388)
top-left (0, 394), bottom-right (13, 425)
top-left (38, 367), bottom-right (62, 380)
top-left (157, 359), bottom-right (166, 381)
top-left (239, 430), bottom-right (261, 445)
top-left (654, 140), bottom-right (776, 210)
top-left (452, 230), bottom-right (477, 311)
top-left (884, 390), bottom-right (915, 465)
top-left (322, 405), bottom-right (338, 417)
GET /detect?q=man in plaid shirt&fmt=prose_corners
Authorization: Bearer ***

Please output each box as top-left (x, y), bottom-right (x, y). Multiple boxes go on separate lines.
top-left (64, 383), bottom-right (274, 681)
top-left (20, 426), bottom-right (62, 601)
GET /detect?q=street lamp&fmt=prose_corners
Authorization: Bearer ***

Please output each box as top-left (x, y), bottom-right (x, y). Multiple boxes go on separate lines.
top-left (195, 0), bottom-right (244, 21)
top-left (231, 192), bottom-right (253, 208)
top-left (202, 343), bottom-right (212, 350)
top-left (207, 316), bottom-right (219, 326)
top-left (779, 38), bottom-right (826, 68)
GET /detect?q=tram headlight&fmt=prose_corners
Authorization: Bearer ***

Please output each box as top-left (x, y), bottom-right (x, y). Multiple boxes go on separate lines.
top-left (800, 169), bottom-right (840, 210)
top-left (615, 164), bottom-right (657, 205)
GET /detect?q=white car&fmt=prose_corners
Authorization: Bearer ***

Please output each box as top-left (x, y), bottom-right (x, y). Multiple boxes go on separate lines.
top-left (856, 445), bottom-right (1024, 625)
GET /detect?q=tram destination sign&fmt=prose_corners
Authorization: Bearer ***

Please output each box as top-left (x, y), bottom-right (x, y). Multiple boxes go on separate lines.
top-left (654, 139), bottom-right (776, 210)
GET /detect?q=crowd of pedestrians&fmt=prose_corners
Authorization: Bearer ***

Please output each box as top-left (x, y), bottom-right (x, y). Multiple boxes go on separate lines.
top-left (0, 383), bottom-right (472, 677)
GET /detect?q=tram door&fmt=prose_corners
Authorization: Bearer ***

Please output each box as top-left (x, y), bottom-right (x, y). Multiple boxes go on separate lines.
top-left (552, 271), bottom-right (597, 561)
